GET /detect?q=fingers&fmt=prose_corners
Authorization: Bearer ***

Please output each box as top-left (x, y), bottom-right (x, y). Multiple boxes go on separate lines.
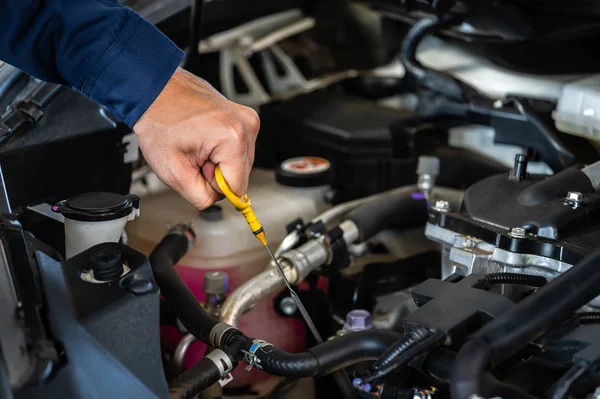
top-left (232, 104), bottom-right (260, 169)
top-left (167, 154), bottom-right (220, 210)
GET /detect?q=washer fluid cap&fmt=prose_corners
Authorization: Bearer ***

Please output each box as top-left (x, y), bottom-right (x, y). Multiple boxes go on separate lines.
top-left (52, 192), bottom-right (140, 222)
top-left (276, 156), bottom-right (334, 187)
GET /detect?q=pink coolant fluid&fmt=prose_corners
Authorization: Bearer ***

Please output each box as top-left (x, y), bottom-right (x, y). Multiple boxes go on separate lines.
top-left (162, 263), bottom-right (307, 387)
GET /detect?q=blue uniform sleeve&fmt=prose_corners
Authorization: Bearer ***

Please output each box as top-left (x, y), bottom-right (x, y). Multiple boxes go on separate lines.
top-left (0, 0), bottom-right (185, 127)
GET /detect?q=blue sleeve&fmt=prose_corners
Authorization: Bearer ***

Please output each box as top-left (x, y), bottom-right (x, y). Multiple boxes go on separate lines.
top-left (0, 0), bottom-right (185, 127)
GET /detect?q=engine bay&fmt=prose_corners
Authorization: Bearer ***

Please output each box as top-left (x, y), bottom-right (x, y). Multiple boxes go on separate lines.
top-left (4, 1), bottom-right (600, 398)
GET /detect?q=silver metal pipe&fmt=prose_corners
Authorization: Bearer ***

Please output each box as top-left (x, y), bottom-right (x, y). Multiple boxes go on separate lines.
top-left (222, 186), bottom-right (460, 328)
top-left (173, 333), bottom-right (197, 372)
top-left (221, 221), bottom-right (359, 327)
top-left (220, 258), bottom-right (297, 326)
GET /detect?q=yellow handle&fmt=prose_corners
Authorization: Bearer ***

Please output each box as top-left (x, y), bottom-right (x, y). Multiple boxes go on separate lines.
top-left (214, 166), bottom-right (267, 246)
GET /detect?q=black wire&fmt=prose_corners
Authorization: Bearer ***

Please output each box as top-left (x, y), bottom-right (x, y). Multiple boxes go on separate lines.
top-left (186, 0), bottom-right (205, 72)
top-left (546, 362), bottom-right (587, 399)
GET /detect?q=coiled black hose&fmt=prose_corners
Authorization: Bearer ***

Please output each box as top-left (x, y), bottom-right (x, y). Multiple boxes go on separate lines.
top-left (452, 248), bottom-right (600, 399)
top-left (486, 273), bottom-right (547, 287)
top-left (400, 18), bottom-right (466, 101)
top-left (372, 327), bottom-right (430, 372)
top-left (364, 330), bottom-right (445, 382)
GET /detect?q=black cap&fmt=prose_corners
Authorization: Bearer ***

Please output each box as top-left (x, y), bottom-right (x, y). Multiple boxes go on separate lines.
top-left (275, 157), bottom-right (334, 188)
top-left (53, 192), bottom-right (140, 222)
top-left (89, 250), bottom-right (124, 281)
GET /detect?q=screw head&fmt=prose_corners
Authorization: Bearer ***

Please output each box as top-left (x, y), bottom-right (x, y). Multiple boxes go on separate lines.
top-left (509, 227), bottom-right (527, 238)
top-left (279, 296), bottom-right (297, 316)
top-left (566, 191), bottom-right (584, 202)
top-left (433, 200), bottom-right (450, 212)
top-left (343, 309), bottom-right (374, 332)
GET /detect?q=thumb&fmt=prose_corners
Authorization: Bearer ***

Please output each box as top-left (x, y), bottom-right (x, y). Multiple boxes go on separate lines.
top-left (173, 155), bottom-right (220, 210)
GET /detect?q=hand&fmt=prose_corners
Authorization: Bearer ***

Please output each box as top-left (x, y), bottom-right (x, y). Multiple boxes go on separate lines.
top-left (133, 67), bottom-right (260, 209)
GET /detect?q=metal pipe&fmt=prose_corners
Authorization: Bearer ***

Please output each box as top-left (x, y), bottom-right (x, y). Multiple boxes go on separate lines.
top-left (221, 221), bottom-right (359, 327)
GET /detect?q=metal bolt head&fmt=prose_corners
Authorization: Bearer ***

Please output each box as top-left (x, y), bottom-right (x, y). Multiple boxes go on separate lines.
top-left (566, 191), bottom-right (584, 202)
top-left (433, 200), bottom-right (450, 212)
top-left (509, 227), bottom-right (526, 238)
top-left (279, 296), bottom-right (297, 316)
top-left (343, 309), bottom-right (374, 332)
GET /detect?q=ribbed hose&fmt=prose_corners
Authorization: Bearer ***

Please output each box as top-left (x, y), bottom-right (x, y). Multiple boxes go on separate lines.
top-left (400, 18), bottom-right (465, 101)
top-left (372, 327), bottom-right (429, 371)
top-left (244, 330), bottom-right (402, 378)
top-left (578, 312), bottom-right (600, 325)
top-left (169, 357), bottom-right (222, 399)
top-left (486, 273), bottom-right (547, 287)
top-left (364, 331), bottom-right (445, 382)
top-left (401, 18), bottom-right (439, 81)
top-left (452, 248), bottom-right (600, 398)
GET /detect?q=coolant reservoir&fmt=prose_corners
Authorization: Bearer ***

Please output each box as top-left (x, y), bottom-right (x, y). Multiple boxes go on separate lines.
top-left (126, 163), bottom-right (331, 387)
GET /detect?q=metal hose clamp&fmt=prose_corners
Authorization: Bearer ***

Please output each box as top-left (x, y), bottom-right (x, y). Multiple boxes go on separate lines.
top-left (205, 349), bottom-right (234, 387)
top-left (209, 323), bottom-right (235, 348)
top-left (241, 339), bottom-right (272, 371)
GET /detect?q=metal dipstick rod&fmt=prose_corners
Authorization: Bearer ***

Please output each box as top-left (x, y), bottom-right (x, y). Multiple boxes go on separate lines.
top-left (214, 166), bottom-right (323, 344)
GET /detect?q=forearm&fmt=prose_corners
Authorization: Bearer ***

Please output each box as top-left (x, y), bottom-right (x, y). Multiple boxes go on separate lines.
top-left (0, 0), bottom-right (184, 126)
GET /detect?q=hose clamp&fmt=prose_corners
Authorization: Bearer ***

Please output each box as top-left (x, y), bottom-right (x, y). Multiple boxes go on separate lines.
top-left (205, 349), bottom-right (234, 387)
top-left (241, 339), bottom-right (272, 371)
top-left (209, 323), bottom-right (235, 348)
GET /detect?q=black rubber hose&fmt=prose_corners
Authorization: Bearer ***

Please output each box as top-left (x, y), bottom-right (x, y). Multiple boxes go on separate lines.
top-left (577, 312), bottom-right (600, 325)
top-left (428, 349), bottom-right (535, 399)
top-left (486, 273), bottom-right (547, 288)
top-left (400, 18), bottom-right (466, 101)
top-left (371, 327), bottom-right (429, 372)
top-left (149, 226), bottom-right (222, 344)
top-left (364, 331), bottom-right (445, 382)
top-left (452, 248), bottom-right (600, 398)
top-left (546, 362), bottom-right (587, 399)
top-left (345, 186), bottom-right (427, 242)
top-left (169, 357), bottom-right (222, 399)
top-left (245, 330), bottom-right (402, 377)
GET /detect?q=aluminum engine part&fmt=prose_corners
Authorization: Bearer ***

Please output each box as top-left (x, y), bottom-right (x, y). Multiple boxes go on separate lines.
top-left (424, 222), bottom-right (598, 306)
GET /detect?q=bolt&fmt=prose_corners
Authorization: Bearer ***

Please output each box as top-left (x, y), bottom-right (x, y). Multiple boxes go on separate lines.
top-left (124, 278), bottom-right (155, 295)
top-left (279, 296), bottom-right (297, 316)
top-left (509, 227), bottom-right (527, 238)
top-left (343, 309), bottom-right (374, 332)
top-left (566, 191), bottom-right (584, 202)
top-left (433, 200), bottom-right (450, 212)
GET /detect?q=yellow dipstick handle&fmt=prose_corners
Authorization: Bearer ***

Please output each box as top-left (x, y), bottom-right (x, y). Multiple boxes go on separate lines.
top-left (214, 166), bottom-right (268, 246)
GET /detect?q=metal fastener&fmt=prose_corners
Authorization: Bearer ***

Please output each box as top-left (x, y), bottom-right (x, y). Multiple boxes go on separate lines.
top-left (567, 191), bottom-right (584, 202)
top-left (509, 227), bottom-right (527, 238)
top-left (279, 296), bottom-right (297, 316)
top-left (565, 191), bottom-right (585, 209)
top-left (433, 200), bottom-right (450, 212)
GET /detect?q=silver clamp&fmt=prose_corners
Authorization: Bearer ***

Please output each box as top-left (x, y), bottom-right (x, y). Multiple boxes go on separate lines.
top-left (205, 349), bottom-right (234, 387)
top-left (209, 323), bottom-right (235, 348)
top-left (241, 339), bottom-right (272, 371)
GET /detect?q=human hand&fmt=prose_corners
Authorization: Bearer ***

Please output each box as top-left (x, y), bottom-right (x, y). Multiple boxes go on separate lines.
top-left (133, 67), bottom-right (260, 209)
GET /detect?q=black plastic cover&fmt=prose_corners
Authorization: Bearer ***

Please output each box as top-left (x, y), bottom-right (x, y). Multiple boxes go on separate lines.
top-left (53, 192), bottom-right (139, 222)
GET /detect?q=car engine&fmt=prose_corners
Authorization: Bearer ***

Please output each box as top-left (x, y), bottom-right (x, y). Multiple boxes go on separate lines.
top-left (4, 1), bottom-right (600, 398)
